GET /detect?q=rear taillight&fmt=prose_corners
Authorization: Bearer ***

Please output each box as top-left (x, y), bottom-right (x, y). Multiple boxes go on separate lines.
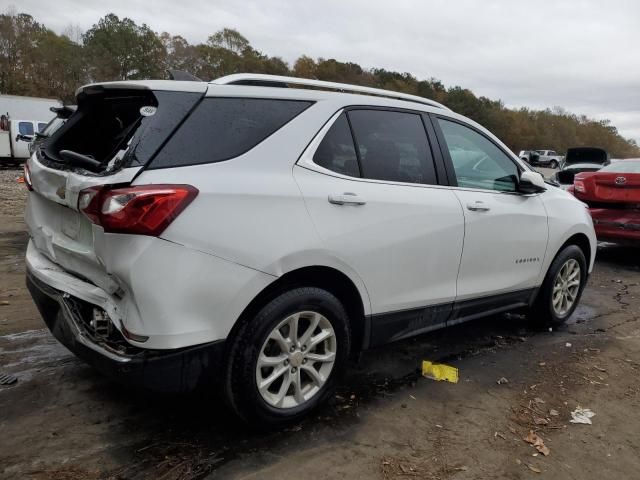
top-left (78, 184), bottom-right (198, 236)
top-left (574, 180), bottom-right (585, 193)
top-left (23, 163), bottom-right (33, 191)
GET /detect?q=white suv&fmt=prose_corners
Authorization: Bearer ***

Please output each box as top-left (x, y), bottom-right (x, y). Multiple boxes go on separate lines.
top-left (24, 74), bottom-right (596, 426)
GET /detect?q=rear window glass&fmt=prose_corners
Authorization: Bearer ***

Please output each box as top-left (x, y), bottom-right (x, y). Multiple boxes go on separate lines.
top-left (149, 98), bottom-right (313, 169)
top-left (601, 160), bottom-right (640, 173)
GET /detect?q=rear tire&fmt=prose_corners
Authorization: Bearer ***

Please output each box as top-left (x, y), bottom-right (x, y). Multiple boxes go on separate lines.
top-left (224, 287), bottom-right (350, 428)
top-left (529, 245), bottom-right (587, 326)
top-left (550, 160), bottom-right (558, 169)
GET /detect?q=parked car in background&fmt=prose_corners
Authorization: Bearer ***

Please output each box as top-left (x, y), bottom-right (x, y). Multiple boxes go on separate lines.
top-left (569, 159), bottom-right (640, 243)
top-left (554, 147), bottom-right (609, 189)
top-left (530, 150), bottom-right (564, 169)
top-left (25, 74), bottom-right (596, 426)
top-left (0, 94), bottom-right (61, 165)
top-left (518, 150), bottom-right (540, 164)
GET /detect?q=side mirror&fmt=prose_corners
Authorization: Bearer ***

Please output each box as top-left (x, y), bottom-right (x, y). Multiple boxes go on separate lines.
top-left (519, 171), bottom-right (546, 194)
top-left (16, 133), bottom-right (33, 142)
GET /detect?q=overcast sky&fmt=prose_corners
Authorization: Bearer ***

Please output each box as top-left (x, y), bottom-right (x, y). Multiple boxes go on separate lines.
top-left (9, 0), bottom-right (640, 142)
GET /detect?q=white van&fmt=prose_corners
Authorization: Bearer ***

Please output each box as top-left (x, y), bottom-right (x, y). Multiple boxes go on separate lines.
top-left (0, 94), bottom-right (61, 164)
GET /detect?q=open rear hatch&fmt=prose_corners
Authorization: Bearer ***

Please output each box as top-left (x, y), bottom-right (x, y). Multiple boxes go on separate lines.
top-left (564, 147), bottom-right (609, 166)
top-left (26, 82), bottom-right (205, 293)
top-left (556, 147), bottom-right (609, 185)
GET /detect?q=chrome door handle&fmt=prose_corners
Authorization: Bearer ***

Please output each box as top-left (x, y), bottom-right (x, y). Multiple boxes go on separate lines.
top-left (328, 193), bottom-right (366, 206)
top-left (466, 201), bottom-right (490, 212)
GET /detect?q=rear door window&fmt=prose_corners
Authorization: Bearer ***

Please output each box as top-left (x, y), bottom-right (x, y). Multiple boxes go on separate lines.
top-left (149, 98), bottom-right (312, 169)
top-left (348, 110), bottom-right (436, 184)
top-left (19, 122), bottom-right (34, 136)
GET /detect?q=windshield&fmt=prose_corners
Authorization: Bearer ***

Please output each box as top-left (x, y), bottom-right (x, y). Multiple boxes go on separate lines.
top-left (600, 160), bottom-right (640, 173)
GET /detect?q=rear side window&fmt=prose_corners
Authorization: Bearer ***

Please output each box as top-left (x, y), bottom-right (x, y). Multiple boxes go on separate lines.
top-left (149, 98), bottom-right (312, 169)
top-left (19, 122), bottom-right (34, 136)
top-left (37, 122), bottom-right (47, 132)
top-left (313, 113), bottom-right (360, 177)
top-left (348, 110), bottom-right (436, 184)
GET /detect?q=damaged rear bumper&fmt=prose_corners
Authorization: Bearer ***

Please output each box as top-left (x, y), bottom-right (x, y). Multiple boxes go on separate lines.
top-left (590, 208), bottom-right (640, 243)
top-left (26, 270), bottom-right (225, 393)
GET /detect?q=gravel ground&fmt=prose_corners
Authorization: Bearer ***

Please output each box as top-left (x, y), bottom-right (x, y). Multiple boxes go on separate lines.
top-left (0, 167), bottom-right (28, 230)
top-left (1, 164), bottom-right (639, 480)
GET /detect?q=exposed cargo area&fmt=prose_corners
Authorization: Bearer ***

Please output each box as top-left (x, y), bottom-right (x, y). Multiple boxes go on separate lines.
top-left (39, 86), bottom-right (204, 173)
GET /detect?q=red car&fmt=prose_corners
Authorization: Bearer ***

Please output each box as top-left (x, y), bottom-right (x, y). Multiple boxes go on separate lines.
top-left (570, 159), bottom-right (640, 243)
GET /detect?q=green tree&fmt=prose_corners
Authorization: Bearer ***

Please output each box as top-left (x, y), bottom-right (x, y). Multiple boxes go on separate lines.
top-left (83, 13), bottom-right (165, 81)
top-left (0, 10), bottom-right (637, 157)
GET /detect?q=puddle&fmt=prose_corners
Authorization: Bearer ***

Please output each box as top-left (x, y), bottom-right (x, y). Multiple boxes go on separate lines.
top-left (566, 304), bottom-right (598, 325)
top-left (0, 328), bottom-right (74, 383)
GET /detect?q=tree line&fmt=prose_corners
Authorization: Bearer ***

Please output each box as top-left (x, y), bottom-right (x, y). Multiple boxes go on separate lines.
top-left (1, 11), bottom-right (637, 157)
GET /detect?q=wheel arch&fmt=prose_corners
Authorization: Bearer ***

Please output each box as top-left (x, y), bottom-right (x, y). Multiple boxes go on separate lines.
top-left (228, 265), bottom-right (370, 354)
top-left (541, 231), bottom-right (593, 285)
top-left (561, 232), bottom-right (591, 268)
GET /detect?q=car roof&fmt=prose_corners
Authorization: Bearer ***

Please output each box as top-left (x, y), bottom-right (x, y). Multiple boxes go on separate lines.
top-left (77, 74), bottom-right (449, 112)
top-left (75, 74), bottom-right (525, 164)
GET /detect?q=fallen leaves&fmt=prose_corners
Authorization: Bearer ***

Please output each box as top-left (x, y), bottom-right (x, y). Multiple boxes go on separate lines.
top-left (524, 430), bottom-right (551, 456)
top-left (497, 377), bottom-right (509, 385)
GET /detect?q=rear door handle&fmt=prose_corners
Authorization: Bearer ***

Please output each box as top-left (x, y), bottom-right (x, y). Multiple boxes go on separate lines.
top-left (466, 201), bottom-right (490, 212)
top-left (328, 193), bottom-right (366, 206)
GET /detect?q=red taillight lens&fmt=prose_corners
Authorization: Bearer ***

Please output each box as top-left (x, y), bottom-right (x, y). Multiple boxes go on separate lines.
top-left (23, 163), bottom-right (33, 191)
top-left (78, 184), bottom-right (198, 236)
top-left (574, 180), bottom-right (586, 193)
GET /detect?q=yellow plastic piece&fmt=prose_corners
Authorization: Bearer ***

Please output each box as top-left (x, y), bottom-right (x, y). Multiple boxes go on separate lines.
top-left (421, 361), bottom-right (459, 383)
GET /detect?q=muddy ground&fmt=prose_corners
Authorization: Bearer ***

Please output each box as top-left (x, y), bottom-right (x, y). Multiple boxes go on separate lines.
top-left (1, 166), bottom-right (639, 479)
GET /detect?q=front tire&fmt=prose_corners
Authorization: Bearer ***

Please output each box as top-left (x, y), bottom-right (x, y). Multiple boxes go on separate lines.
top-left (550, 160), bottom-right (559, 169)
top-left (529, 245), bottom-right (587, 326)
top-left (224, 287), bottom-right (351, 427)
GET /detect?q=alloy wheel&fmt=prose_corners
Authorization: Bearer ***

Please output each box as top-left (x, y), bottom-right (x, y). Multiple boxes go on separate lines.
top-left (256, 311), bottom-right (337, 409)
top-left (552, 258), bottom-right (581, 316)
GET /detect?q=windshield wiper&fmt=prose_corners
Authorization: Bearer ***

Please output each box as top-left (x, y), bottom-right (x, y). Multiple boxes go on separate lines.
top-left (59, 150), bottom-right (102, 171)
